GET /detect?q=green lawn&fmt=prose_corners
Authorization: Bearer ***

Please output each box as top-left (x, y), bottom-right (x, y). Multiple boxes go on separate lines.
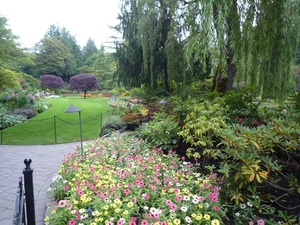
top-left (1, 97), bottom-right (111, 145)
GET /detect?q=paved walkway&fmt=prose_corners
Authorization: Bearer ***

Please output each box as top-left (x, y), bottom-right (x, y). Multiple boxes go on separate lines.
top-left (0, 142), bottom-right (81, 225)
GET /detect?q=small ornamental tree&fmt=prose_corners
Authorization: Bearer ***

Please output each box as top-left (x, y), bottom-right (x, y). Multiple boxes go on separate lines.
top-left (68, 74), bottom-right (100, 98)
top-left (40, 75), bottom-right (64, 91)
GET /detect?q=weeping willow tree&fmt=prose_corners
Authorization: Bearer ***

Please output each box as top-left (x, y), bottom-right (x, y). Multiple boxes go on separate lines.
top-left (114, 0), bottom-right (209, 92)
top-left (185, 0), bottom-right (300, 101)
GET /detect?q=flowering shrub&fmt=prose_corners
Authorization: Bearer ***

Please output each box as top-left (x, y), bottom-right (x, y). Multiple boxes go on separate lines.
top-left (122, 113), bottom-right (140, 125)
top-left (46, 134), bottom-right (223, 225)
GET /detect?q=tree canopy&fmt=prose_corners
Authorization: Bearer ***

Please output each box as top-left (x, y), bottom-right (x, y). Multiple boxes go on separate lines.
top-left (68, 74), bottom-right (100, 98)
top-left (40, 74), bottom-right (64, 90)
top-left (33, 37), bottom-right (74, 81)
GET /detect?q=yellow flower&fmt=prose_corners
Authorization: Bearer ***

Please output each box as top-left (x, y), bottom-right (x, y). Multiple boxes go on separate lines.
top-left (173, 219), bottom-right (181, 225)
top-left (196, 213), bottom-right (203, 220)
top-left (115, 208), bottom-right (120, 213)
top-left (127, 202), bottom-right (134, 208)
top-left (91, 223), bottom-right (97, 225)
top-left (204, 214), bottom-right (210, 220)
top-left (122, 210), bottom-right (129, 215)
top-left (103, 205), bottom-right (109, 210)
top-left (44, 217), bottom-right (49, 221)
top-left (211, 219), bottom-right (220, 225)
top-left (191, 213), bottom-right (196, 218)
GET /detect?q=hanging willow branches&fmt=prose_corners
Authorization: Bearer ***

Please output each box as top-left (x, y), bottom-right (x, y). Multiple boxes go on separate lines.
top-left (114, 0), bottom-right (300, 100)
top-left (185, 0), bottom-right (300, 100)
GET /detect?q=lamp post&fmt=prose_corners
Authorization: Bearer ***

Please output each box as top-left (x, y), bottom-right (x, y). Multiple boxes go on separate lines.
top-left (64, 104), bottom-right (83, 155)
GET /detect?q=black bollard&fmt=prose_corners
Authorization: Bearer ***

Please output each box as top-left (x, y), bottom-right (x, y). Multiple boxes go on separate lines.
top-left (23, 158), bottom-right (36, 225)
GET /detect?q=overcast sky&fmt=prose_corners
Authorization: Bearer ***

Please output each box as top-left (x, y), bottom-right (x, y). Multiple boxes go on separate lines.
top-left (0, 0), bottom-right (121, 49)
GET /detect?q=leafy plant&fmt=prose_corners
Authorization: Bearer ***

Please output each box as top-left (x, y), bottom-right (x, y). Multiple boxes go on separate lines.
top-left (178, 97), bottom-right (228, 159)
top-left (136, 111), bottom-right (180, 150)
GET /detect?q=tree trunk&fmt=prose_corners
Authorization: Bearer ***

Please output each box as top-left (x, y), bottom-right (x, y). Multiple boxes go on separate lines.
top-left (84, 91), bottom-right (86, 99)
top-left (212, 0), bottom-right (238, 94)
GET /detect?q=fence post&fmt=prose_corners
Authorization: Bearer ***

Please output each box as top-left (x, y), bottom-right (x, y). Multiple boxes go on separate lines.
top-left (23, 158), bottom-right (36, 225)
top-left (54, 115), bottom-right (57, 144)
top-left (1, 114), bottom-right (3, 144)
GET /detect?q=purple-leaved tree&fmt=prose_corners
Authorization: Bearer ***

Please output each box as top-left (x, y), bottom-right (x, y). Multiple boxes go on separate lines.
top-left (40, 75), bottom-right (64, 90)
top-left (68, 74), bottom-right (100, 98)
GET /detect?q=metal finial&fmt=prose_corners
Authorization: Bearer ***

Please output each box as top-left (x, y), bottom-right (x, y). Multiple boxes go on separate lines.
top-left (24, 158), bottom-right (32, 170)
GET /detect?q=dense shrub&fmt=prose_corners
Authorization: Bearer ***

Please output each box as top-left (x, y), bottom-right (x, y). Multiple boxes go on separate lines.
top-left (0, 114), bottom-right (27, 129)
top-left (135, 111), bottom-right (180, 150)
top-left (33, 100), bottom-right (51, 113)
top-left (14, 108), bottom-right (36, 119)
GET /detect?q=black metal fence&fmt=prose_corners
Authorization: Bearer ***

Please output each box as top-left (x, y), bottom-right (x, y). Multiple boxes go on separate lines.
top-left (0, 113), bottom-right (102, 145)
top-left (13, 158), bottom-right (36, 225)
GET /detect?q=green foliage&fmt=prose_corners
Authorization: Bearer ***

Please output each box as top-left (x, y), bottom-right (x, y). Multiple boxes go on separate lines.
top-left (178, 97), bottom-right (228, 159)
top-left (0, 68), bottom-right (21, 90)
top-left (136, 111), bottom-right (179, 150)
top-left (0, 114), bottom-right (27, 129)
top-left (222, 87), bottom-right (262, 126)
top-left (33, 37), bottom-right (74, 80)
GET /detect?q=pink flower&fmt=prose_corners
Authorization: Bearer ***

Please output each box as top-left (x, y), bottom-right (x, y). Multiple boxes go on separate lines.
top-left (161, 222), bottom-right (167, 225)
top-left (141, 220), bottom-right (148, 225)
top-left (213, 206), bottom-right (220, 211)
top-left (64, 185), bottom-right (69, 191)
top-left (176, 195), bottom-right (183, 202)
top-left (257, 219), bottom-right (265, 225)
top-left (146, 213), bottom-right (152, 219)
top-left (249, 222), bottom-right (254, 225)
top-left (77, 190), bottom-right (84, 196)
top-left (166, 199), bottom-right (172, 205)
top-left (129, 222), bottom-right (136, 225)
top-left (124, 188), bottom-right (131, 195)
top-left (170, 204), bottom-right (177, 211)
top-left (58, 200), bottom-right (67, 207)
top-left (153, 213), bottom-right (160, 218)
top-left (68, 220), bottom-right (76, 225)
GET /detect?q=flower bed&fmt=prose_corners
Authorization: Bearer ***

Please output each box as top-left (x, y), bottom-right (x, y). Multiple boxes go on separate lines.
top-left (46, 134), bottom-right (223, 225)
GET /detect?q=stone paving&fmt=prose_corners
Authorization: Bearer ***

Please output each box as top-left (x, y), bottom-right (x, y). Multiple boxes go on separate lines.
top-left (0, 142), bottom-right (80, 225)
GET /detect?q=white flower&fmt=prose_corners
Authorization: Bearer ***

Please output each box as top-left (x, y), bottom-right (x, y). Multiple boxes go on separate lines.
top-left (79, 208), bottom-right (85, 214)
top-left (235, 212), bottom-right (240, 217)
top-left (240, 203), bottom-right (246, 209)
top-left (183, 195), bottom-right (190, 201)
top-left (247, 201), bottom-right (253, 207)
top-left (52, 175), bottom-right (62, 182)
top-left (150, 207), bottom-right (157, 215)
top-left (156, 209), bottom-right (162, 214)
top-left (143, 206), bottom-right (149, 210)
top-left (180, 205), bottom-right (188, 212)
top-left (71, 210), bottom-right (77, 214)
top-left (185, 216), bottom-right (192, 223)
top-left (192, 198), bottom-right (199, 204)
top-left (110, 217), bottom-right (115, 221)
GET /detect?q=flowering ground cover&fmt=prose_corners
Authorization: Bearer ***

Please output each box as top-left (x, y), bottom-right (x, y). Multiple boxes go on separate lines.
top-left (46, 134), bottom-right (223, 225)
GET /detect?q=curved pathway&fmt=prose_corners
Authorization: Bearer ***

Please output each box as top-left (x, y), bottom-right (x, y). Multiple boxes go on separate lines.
top-left (0, 142), bottom-right (80, 225)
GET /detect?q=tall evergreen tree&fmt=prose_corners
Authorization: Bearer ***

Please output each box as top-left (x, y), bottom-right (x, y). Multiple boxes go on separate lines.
top-left (44, 25), bottom-right (83, 74)
top-left (82, 38), bottom-right (98, 62)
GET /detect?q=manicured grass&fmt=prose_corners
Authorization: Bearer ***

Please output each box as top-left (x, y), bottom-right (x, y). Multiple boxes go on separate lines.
top-left (1, 97), bottom-right (111, 145)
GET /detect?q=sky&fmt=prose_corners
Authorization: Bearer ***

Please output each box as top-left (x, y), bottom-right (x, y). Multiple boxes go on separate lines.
top-left (0, 0), bottom-right (121, 49)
